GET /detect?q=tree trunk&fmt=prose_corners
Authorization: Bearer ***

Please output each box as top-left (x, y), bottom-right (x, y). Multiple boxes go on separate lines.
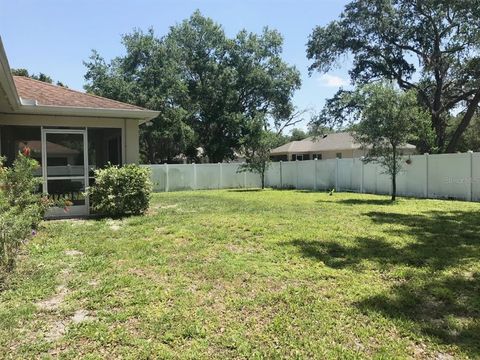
top-left (391, 146), bottom-right (397, 202)
top-left (261, 169), bottom-right (265, 189)
top-left (446, 90), bottom-right (480, 153)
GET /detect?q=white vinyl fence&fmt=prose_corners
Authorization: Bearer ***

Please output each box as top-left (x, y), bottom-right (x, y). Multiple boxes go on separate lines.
top-left (145, 152), bottom-right (480, 202)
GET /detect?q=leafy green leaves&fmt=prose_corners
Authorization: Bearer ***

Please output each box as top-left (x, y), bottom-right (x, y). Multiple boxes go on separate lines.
top-left (84, 11), bottom-right (300, 163)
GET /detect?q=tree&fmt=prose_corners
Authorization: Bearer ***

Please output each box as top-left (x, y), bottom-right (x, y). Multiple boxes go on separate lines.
top-left (11, 68), bottom-right (67, 87)
top-left (307, 0), bottom-right (480, 153)
top-left (352, 83), bottom-right (429, 201)
top-left (449, 113), bottom-right (480, 152)
top-left (238, 121), bottom-right (276, 189)
top-left (168, 11), bottom-right (301, 162)
top-left (84, 11), bottom-right (301, 163)
top-left (290, 128), bottom-right (308, 141)
top-left (84, 29), bottom-right (193, 163)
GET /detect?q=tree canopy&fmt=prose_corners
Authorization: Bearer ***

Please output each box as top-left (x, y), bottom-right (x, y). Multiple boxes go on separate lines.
top-left (84, 11), bottom-right (301, 163)
top-left (307, 0), bottom-right (480, 153)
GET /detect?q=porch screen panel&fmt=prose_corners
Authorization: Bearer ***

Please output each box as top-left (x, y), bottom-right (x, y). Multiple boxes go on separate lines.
top-left (0, 125), bottom-right (42, 176)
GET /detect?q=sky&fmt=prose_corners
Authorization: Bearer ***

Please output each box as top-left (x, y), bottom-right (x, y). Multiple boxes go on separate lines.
top-left (0, 0), bottom-right (351, 131)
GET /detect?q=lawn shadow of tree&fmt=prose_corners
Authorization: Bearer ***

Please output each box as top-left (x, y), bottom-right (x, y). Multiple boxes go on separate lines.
top-left (284, 209), bottom-right (480, 356)
top-left (316, 198), bottom-right (395, 206)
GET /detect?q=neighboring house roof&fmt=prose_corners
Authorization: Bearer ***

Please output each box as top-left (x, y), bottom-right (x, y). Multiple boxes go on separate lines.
top-left (19, 140), bottom-right (80, 155)
top-left (13, 76), bottom-right (144, 111)
top-left (271, 132), bottom-right (416, 154)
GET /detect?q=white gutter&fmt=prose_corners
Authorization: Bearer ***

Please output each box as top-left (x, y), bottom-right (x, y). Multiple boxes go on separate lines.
top-left (13, 104), bottom-right (159, 123)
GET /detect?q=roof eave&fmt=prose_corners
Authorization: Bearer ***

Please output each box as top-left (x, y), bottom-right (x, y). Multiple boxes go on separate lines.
top-left (14, 104), bottom-right (160, 123)
top-left (0, 37), bottom-right (21, 111)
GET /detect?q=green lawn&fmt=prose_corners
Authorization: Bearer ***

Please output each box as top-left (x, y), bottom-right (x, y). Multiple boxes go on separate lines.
top-left (0, 190), bottom-right (479, 359)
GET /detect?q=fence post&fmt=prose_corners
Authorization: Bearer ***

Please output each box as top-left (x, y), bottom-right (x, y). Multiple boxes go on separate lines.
top-left (335, 158), bottom-right (339, 191)
top-left (280, 161), bottom-right (283, 189)
top-left (296, 160), bottom-right (299, 189)
top-left (165, 163), bottom-right (169, 192)
top-left (468, 151), bottom-right (473, 201)
top-left (314, 158), bottom-right (318, 191)
top-left (193, 162), bottom-right (197, 190)
top-left (424, 153), bottom-right (429, 198)
top-left (219, 162), bottom-right (222, 189)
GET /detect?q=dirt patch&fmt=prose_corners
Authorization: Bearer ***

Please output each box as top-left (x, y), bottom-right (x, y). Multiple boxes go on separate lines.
top-left (106, 219), bottom-right (123, 231)
top-left (36, 285), bottom-right (68, 311)
top-left (65, 250), bottom-right (84, 256)
top-left (44, 320), bottom-right (67, 342)
top-left (71, 309), bottom-right (94, 324)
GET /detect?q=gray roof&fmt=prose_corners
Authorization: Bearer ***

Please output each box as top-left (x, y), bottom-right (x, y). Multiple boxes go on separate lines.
top-left (271, 132), bottom-right (416, 154)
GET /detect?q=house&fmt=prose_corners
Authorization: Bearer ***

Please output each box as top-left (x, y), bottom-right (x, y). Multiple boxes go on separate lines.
top-left (0, 37), bottom-right (159, 217)
top-left (270, 132), bottom-right (417, 161)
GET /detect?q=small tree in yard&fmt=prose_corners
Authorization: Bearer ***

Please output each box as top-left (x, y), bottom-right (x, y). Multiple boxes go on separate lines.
top-left (353, 83), bottom-right (430, 201)
top-left (238, 124), bottom-right (276, 190)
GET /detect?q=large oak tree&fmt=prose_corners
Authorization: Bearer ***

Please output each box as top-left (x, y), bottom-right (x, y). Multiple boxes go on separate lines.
top-left (307, 0), bottom-right (480, 153)
top-left (84, 11), bottom-right (301, 163)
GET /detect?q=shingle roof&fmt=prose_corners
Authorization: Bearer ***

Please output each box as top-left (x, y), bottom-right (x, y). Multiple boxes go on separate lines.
top-left (13, 76), bottom-right (145, 111)
top-left (271, 132), bottom-right (416, 154)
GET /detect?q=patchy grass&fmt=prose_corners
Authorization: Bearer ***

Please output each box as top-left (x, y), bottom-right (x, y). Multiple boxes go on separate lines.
top-left (0, 190), bottom-right (479, 359)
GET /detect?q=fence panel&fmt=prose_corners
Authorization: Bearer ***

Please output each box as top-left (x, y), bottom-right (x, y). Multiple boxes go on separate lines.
top-left (167, 164), bottom-right (196, 191)
top-left (297, 160), bottom-right (316, 189)
top-left (427, 153), bottom-right (471, 200)
top-left (338, 159), bottom-right (354, 191)
top-left (196, 164), bottom-right (221, 190)
top-left (148, 165), bottom-right (167, 192)
top-left (265, 162), bottom-right (281, 188)
top-left (316, 159), bottom-right (336, 190)
top-left (281, 161), bottom-right (297, 188)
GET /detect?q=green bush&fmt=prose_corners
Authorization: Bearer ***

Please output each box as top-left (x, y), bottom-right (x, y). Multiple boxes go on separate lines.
top-left (88, 164), bottom-right (152, 217)
top-left (0, 152), bottom-right (49, 271)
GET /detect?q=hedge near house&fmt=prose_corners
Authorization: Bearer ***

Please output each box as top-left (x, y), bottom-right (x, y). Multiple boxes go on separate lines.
top-left (0, 151), bottom-right (49, 272)
top-left (88, 164), bottom-right (152, 217)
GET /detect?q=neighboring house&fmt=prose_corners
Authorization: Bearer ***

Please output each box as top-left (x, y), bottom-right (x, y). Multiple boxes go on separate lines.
top-left (270, 132), bottom-right (417, 161)
top-left (0, 37), bottom-right (159, 217)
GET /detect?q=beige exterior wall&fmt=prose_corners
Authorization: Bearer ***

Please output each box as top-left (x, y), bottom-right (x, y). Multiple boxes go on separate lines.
top-left (275, 147), bottom-right (417, 161)
top-left (0, 113), bottom-right (140, 164)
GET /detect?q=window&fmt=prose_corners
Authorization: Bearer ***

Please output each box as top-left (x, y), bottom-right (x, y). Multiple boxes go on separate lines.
top-left (292, 154), bottom-right (304, 161)
top-left (315, 154), bottom-right (322, 160)
top-left (336, 153), bottom-right (342, 159)
top-left (270, 155), bottom-right (288, 162)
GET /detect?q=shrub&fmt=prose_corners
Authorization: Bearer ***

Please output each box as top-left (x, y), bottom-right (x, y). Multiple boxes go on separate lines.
top-left (0, 152), bottom-right (49, 271)
top-left (88, 164), bottom-right (152, 217)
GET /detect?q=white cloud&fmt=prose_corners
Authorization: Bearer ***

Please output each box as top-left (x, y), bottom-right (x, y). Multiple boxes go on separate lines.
top-left (317, 74), bottom-right (348, 87)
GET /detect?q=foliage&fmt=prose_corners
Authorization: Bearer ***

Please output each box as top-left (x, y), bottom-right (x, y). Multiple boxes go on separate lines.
top-left (0, 152), bottom-right (49, 271)
top-left (11, 68), bottom-right (67, 87)
top-left (84, 11), bottom-right (301, 163)
top-left (88, 164), bottom-right (152, 217)
top-left (351, 83), bottom-right (430, 200)
top-left (450, 114), bottom-right (480, 152)
top-left (289, 128), bottom-right (309, 141)
top-left (307, 0), bottom-right (480, 153)
top-left (237, 122), bottom-right (276, 189)
top-left (1, 191), bottom-right (479, 358)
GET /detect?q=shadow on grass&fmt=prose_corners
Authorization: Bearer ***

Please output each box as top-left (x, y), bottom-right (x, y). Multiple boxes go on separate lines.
top-left (284, 210), bottom-right (480, 356)
top-left (227, 188), bottom-right (263, 192)
top-left (316, 198), bottom-right (395, 206)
